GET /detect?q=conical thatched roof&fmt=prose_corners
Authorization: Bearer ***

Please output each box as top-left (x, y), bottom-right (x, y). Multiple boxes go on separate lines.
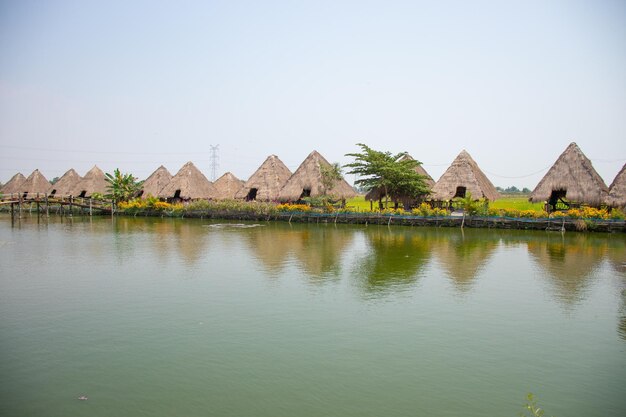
top-left (607, 163), bottom-right (626, 209)
top-left (431, 150), bottom-right (500, 201)
top-left (213, 172), bottom-right (244, 200)
top-left (529, 143), bottom-right (608, 206)
top-left (235, 155), bottom-right (292, 201)
top-left (158, 161), bottom-right (217, 200)
top-left (278, 150), bottom-right (356, 201)
top-left (49, 168), bottom-right (82, 197)
top-left (0, 172), bottom-right (26, 195)
top-left (20, 169), bottom-right (51, 196)
top-left (71, 166), bottom-right (108, 197)
top-left (140, 165), bottom-right (172, 198)
top-left (365, 153), bottom-right (435, 201)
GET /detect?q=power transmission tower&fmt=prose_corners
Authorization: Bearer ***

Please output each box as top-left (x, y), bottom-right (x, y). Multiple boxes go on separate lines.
top-left (209, 144), bottom-right (220, 181)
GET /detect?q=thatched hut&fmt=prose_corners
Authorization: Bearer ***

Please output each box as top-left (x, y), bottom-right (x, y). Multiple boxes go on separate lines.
top-left (20, 169), bottom-right (51, 198)
top-left (235, 155), bottom-right (292, 201)
top-left (606, 163), bottom-right (626, 210)
top-left (49, 168), bottom-right (82, 197)
top-left (158, 161), bottom-right (217, 201)
top-left (431, 150), bottom-right (500, 201)
top-left (278, 150), bottom-right (356, 202)
top-left (365, 153), bottom-right (435, 209)
top-left (529, 142), bottom-right (608, 210)
top-left (139, 165), bottom-right (172, 198)
top-left (71, 166), bottom-right (109, 198)
top-left (0, 172), bottom-right (27, 195)
top-left (213, 172), bottom-right (245, 200)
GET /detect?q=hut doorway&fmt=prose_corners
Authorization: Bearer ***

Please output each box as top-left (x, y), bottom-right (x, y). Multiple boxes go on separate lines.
top-left (50, 189), bottom-right (57, 196)
top-left (548, 189), bottom-right (569, 212)
top-left (299, 188), bottom-right (311, 199)
top-left (173, 189), bottom-right (181, 199)
top-left (454, 186), bottom-right (467, 198)
top-left (246, 188), bottom-right (258, 201)
top-left (79, 190), bottom-right (87, 198)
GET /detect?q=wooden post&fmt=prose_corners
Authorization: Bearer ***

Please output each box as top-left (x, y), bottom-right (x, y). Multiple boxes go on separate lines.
top-left (36, 193), bottom-right (40, 216)
top-left (69, 196), bottom-right (73, 217)
top-left (18, 194), bottom-right (22, 218)
top-left (45, 194), bottom-right (49, 217)
top-left (89, 198), bottom-right (92, 216)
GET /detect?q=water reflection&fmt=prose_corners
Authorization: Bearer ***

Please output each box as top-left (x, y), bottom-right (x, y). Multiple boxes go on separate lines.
top-left (431, 229), bottom-right (499, 292)
top-left (112, 217), bottom-right (210, 265)
top-left (352, 227), bottom-right (431, 294)
top-left (527, 233), bottom-right (608, 305)
top-left (245, 223), bottom-right (355, 281)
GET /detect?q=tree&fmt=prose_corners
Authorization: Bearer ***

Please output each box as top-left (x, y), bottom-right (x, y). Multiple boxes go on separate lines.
top-left (105, 169), bottom-right (143, 202)
top-left (344, 143), bottom-right (430, 208)
top-left (50, 177), bottom-right (60, 185)
top-left (320, 162), bottom-right (343, 195)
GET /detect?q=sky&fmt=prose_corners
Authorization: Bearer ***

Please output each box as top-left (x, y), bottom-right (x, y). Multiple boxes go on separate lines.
top-left (1, 0), bottom-right (625, 189)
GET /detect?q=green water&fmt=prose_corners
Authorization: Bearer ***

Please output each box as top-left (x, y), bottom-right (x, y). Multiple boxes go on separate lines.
top-left (0, 214), bottom-right (625, 417)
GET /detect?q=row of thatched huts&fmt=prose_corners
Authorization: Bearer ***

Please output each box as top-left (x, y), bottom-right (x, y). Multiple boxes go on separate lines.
top-left (365, 143), bottom-right (625, 210)
top-left (2, 143), bottom-right (625, 209)
top-left (0, 150), bottom-right (358, 202)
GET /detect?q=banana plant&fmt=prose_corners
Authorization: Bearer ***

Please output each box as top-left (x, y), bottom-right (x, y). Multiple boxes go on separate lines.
top-left (105, 169), bottom-right (143, 202)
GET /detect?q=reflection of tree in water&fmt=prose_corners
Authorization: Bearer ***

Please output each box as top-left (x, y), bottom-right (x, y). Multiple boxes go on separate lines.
top-left (527, 234), bottom-right (608, 305)
top-left (353, 227), bottom-right (431, 294)
top-left (431, 229), bottom-right (499, 292)
top-left (245, 223), bottom-right (355, 281)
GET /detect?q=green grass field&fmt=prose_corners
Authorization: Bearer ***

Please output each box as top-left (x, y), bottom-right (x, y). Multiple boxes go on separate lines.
top-left (345, 194), bottom-right (544, 212)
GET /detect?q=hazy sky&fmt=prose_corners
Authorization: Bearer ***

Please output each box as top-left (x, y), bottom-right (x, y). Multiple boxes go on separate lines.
top-left (1, 0), bottom-right (625, 189)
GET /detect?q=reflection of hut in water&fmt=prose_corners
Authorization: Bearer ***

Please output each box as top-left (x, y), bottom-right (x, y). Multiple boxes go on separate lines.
top-left (606, 163), bottom-right (626, 210)
top-left (431, 150), bottom-right (500, 202)
top-left (244, 224), bottom-right (295, 274)
top-left (431, 230), bottom-right (499, 291)
top-left (526, 234), bottom-right (607, 305)
top-left (213, 172), bottom-right (245, 200)
top-left (354, 228), bottom-right (432, 293)
top-left (49, 169), bottom-right (82, 197)
top-left (20, 169), bottom-right (51, 198)
top-left (1, 172), bottom-right (27, 195)
top-left (288, 225), bottom-right (355, 280)
top-left (71, 166), bottom-right (108, 197)
top-left (245, 223), bottom-right (355, 279)
top-left (529, 143), bottom-right (608, 211)
top-left (278, 151), bottom-right (356, 202)
top-left (159, 161), bottom-right (217, 201)
top-left (139, 165), bottom-right (172, 198)
top-left (365, 153), bottom-right (434, 209)
top-left (235, 155), bottom-right (292, 201)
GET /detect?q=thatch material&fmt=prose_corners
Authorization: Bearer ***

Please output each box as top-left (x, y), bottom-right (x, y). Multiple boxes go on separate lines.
top-left (213, 172), bottom-right (245, 200)
top-left (365, 153), bottom-right (435, 202)
top-left (0, 172), bottom-right (27, 195)
top-left (278, 150), bottom-right (356, 202)
top-left (140, 165), bottom-right (172, 198)
top-left (529, 142), bottom-right (608, 206)
top-left (20, 169), bottom-right (51, 197)
top-left (158, 161), bottom-right (217, 200)
top-left (431, 150), bottom-right (500, 201)
top-left (49, 168), bottom-right (82, 197)
top-left (71, 166), bottom-right (109, 197)
top-left (607, 163), bottom-right (626, 209)
top-left (235, 155), bottom-right (292, 201)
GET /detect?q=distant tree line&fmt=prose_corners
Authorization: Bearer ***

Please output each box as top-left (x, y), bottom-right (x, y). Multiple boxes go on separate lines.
top-left (496, 186), bottom-right (531, 194)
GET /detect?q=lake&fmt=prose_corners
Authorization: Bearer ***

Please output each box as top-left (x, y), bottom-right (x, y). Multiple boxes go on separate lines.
top-left (1, 214), bottom-right (625, 417)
